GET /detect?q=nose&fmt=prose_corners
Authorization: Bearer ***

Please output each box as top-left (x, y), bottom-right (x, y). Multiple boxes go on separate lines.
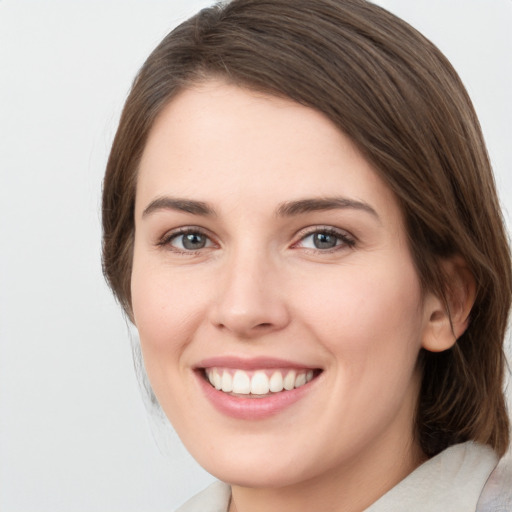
top-left (209, 248), bottom-right (290, 339)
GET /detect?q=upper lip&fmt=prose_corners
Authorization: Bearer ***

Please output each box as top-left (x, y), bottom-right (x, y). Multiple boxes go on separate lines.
top-left (195, 356), bottom-right (320, 371)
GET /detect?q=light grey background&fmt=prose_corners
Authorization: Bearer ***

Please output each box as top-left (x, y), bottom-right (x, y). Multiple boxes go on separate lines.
top-left (0, 1), bottom-right (510, 511)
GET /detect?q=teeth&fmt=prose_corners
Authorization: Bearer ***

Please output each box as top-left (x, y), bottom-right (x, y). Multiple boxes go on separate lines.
top-left (269, 371), bottom-right (284, 392)
top-left (221, 371), bottom-right (233, 392)
top-left (251, 371), bottom-right (270, 394)
top-left (295, 372), bottom-right (306, 388)
top-left (205, 368), bottom-right (316, 395)
top-left (213, 369), bottom-right (222, 390)
top-left (283, 370), bottom-right (296, 390)
top-left (232, 370), bottom-right (251, 394)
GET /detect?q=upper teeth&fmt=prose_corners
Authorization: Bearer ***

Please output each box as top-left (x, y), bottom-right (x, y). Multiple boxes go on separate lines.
top-left (205, 368), bottom-right (314, 395)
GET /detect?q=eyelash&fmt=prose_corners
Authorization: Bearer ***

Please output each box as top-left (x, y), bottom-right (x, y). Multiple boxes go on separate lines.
top-left (157, 227), bottom-right (215, 254)
top-left (157, 226), bottom-right (356, 254)
top-left (293, 226), bottom-right (356, 252)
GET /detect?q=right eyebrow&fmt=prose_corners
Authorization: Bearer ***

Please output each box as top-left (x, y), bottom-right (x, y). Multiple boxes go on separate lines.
top-left (141, 197), bottom-right (216, 218)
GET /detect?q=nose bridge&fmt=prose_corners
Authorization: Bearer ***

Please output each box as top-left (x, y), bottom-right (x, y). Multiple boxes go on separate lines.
top-left (210, 241), bottom-right (289, 337)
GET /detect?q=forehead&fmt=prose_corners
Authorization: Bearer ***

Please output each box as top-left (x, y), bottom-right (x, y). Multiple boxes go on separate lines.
top-left (136, 80), bottom-right (400, 224)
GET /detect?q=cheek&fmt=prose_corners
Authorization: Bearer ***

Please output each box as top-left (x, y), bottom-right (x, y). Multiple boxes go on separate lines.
top-left (131, 257), bottom-right (205, 372)
top-left (130, 262), bottom-right (212, 425)
top-left (294, 256), bottom-right (424, 374)
top-left (296, 259), bottom-right (424, 452)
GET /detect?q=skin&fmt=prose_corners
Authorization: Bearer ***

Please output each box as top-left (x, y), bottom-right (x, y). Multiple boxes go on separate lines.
top-left (131, 80), bottom-right (464, 512)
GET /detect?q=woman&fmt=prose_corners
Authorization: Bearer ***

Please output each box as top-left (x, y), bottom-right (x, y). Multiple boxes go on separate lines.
top-left (102, 0), bottom-right (511, 510)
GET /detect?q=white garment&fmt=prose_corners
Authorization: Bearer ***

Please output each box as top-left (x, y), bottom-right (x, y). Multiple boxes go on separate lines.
top-left (175, 442), bottom-right (508, 512)
top-left (176, 480), bottom-right (230, 512)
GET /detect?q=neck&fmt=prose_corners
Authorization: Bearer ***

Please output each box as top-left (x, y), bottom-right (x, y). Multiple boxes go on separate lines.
top-left (229, 432), bottom-right (425, 512)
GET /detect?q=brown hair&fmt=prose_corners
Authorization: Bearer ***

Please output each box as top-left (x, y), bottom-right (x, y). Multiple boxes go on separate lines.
top-left (102, 0), bottom-right (511, 457)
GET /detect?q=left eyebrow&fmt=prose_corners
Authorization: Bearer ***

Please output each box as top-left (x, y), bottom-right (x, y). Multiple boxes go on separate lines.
top-left (276, 197), bottom-right (379, 220)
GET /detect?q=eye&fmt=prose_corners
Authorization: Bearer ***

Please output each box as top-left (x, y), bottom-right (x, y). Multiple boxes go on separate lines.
top-left (159, 229), bottom-right (215, 252)
top-left (295, 228), bottom-right (355, 251)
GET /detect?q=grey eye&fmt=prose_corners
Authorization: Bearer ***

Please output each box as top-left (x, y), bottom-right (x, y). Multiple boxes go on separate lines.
top-left (312, 232), bottom-right (338, 249)
top-left (162, 228), bottom-right (215, 253)
top-left (299, 232), bottom-right (340, 250)
top-left (297, 228), bottom-right (354, 251)
top-left (181, 233), bottom-right (208, 250)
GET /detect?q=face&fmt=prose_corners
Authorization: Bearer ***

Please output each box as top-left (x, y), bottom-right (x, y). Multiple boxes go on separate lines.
top-left (132, 80), bottom-right (433, 489)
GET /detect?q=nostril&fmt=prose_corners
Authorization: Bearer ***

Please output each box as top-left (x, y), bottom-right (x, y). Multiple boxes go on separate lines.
top-left (210, 298), bottom-right (291, 336)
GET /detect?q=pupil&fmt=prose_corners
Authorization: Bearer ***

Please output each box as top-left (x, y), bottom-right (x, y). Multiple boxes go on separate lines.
top-left (314, 233), bottom-right (337, 249)
top-left (183, 233), bottom-right (206, 250)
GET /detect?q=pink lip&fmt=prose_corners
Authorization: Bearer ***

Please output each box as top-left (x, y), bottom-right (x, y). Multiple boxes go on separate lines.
top-left (194, 357), bottom-right (321, 420)
top-left (195, 356), bottom-right (316, 371)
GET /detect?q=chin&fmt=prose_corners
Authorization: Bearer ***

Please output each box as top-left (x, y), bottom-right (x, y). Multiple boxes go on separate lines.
top-left (199, 454), bottom-right (312, 489)
top-left (182, 426), bottom-right (342, 490)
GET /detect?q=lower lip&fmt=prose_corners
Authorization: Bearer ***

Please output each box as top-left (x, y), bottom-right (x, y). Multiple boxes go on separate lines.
top-left (196, 371), bottom-right (318, 420)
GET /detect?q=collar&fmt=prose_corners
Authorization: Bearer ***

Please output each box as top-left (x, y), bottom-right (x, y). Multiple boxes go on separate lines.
top-left (366, 442), bottom-right (498, 512)
top-left (175, 442), bottom-right (499, 512)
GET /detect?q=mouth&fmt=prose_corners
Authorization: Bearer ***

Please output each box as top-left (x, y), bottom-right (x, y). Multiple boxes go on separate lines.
top-left (203, 367), bottom-right (320, 397)
top-left (194, 356), bottom-right (323, 419)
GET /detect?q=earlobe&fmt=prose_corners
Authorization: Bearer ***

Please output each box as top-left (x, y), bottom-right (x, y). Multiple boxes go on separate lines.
top-left (421, 257), bottom-right (476, 353)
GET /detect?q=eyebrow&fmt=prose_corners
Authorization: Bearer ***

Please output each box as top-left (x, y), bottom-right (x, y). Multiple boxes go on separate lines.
top-left (141, 195), bottom-right (378, 220)
top-left (142, 197), bottom-right (216, 218)
top-left (276, 197), bottom-right (379, 219)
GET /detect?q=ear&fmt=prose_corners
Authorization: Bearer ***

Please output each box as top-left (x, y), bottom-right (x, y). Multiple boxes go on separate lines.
top-left (421, 257), bottom-right (476, 353)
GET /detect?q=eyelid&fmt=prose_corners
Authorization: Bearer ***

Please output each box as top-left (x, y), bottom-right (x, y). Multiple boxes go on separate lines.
top-left (157, 226), bottom-right (217, 253)
top-left (292, 225), bottom-right (356, 250)
top-left (154, 224), bottom-right (355, 254)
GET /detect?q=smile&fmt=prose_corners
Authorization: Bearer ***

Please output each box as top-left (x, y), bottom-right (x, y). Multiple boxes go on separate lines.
top-left (204, 368), bottom-right (316, 396)
top-left (195, 357), bottom-right (322, 419)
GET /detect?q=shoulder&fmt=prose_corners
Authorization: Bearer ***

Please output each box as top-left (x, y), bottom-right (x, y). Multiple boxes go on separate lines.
top-left (174, 445), bottom-right (510, 512)
top-left (477, 452), bottom-right (512, 511)
top-left (366, 442), bottom-right (499, 512)
top-left (174, 481), bottom-right (231, 512)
